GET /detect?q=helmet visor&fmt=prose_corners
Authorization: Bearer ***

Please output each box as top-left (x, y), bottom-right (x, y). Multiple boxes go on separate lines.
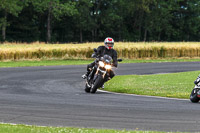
top-left (107, 43), bottom-right (114, 47)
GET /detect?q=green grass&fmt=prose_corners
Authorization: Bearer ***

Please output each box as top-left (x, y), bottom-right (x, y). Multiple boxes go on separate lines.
top-left (0, 58), bottom-right (200, 67)
top-left (0, 123), bottom-right (180, 133)
top-left (0, 59), bottom-right (93, 67)
top-left (104, 71), bottom-right (199, 99)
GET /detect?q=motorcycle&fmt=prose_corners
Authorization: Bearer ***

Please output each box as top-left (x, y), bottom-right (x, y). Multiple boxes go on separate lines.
top-left (190, 75), bottom-right (200, 103)
top-left (84, 48), bottom-right (122, 93)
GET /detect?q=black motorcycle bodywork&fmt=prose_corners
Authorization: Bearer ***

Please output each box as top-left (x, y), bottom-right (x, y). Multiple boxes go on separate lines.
top-left (85, 49), bottom-right (122, 93)
top-left (190, 76), bottom-right (200, 103)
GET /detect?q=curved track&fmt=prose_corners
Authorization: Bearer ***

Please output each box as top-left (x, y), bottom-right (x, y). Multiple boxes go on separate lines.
top-left (0, 62), bottom-right (200, 132)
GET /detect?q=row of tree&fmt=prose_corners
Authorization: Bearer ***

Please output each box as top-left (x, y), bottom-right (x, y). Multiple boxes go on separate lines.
top-left (0, 0), bottom-right (200, 43)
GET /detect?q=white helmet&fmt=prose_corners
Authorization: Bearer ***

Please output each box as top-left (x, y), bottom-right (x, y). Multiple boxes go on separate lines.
top-left (104, 37), bottom-right (114, 50)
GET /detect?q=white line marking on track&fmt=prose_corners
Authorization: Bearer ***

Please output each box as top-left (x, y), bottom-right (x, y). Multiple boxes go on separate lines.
top-left (98, 89), bottom-right (189, 101)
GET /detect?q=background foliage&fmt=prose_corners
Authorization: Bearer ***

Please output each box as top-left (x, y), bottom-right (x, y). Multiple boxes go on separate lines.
top-left (0, 0), bottom-right (200, 43)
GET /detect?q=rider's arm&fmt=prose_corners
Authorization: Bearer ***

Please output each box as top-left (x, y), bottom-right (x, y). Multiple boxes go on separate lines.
top-left (97, 46), bottom-right (102, 55)
top-left (112, 50), bottom-right (118, 68)
top-left (96, 46), bottom-right (104, 57)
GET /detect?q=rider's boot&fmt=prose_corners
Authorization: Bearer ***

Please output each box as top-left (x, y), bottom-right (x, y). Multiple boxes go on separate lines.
top-left (82, 74), bottom-right (87, 79)
top-left (82, 71), bottom-right (90, 79)
top-left (82, 67), bottom-right (93, 79)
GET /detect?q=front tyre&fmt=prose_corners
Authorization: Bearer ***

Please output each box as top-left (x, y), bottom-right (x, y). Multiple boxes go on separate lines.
top-left (85, 83), bottom-right (91, 93)
top-left (91, 75), bottom-right (103, 93)
top-left (190, 89), bottom-right (199, 103)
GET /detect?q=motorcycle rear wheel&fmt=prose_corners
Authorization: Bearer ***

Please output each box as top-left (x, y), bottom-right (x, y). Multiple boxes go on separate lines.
top-left (190, 89), bottom-right (199, 103)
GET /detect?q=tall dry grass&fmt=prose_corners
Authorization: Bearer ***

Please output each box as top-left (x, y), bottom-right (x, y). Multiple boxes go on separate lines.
top-left (0, 42), bottom-right (200, 61)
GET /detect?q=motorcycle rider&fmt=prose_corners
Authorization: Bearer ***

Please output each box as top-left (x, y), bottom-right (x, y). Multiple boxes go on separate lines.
top-left (82, 37), bottom-right (118, 88)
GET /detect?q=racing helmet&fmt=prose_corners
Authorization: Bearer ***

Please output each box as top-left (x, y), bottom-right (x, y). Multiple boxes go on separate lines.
top-left (104, 37), bottom-right (114, 50)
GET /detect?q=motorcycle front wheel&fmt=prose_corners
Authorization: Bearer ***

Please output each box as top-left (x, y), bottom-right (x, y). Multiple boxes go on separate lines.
top-left (85, 83), bottom-right (91, 93)
top-left (190, 89), bottom-right (199, 103)
top-left (91, 75), bottom-right (103, 93)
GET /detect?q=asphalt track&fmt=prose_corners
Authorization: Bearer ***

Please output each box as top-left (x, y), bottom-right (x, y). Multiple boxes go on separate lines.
top-left (0, 62), bottom-right (200, 132)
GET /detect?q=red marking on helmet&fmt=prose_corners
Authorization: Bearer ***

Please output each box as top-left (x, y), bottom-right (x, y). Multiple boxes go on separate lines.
top-left (108, 38), bottom-right (112, 41)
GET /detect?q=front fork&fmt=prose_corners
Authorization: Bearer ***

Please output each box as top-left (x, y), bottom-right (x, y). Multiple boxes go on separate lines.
top-left (95, 66), bottom-right (107, 79)
top-left (86, 66), bottom-right (106, 86)
top-left (87, 66), bottom-right (108, 89)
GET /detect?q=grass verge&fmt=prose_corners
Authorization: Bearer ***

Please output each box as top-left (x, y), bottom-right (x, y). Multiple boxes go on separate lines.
top-left (0, 59), bottom-right (93, 67)
top-left (0, 58), bottom-right (200, 67)
top-left (0, 123), bottom-right (179, 133)
top-left (104, 71), bottom-right (200, 99)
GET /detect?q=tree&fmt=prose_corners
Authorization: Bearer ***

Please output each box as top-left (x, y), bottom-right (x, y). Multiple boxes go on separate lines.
top-left (6, 4), bottom-right (41, 42)
top-left (97, 0), bottom-right (125, 41)
top-left (177, 0), bottom-right (200, 41)
top-left (1, 0), bottom-right (200, 42)
top-left (125, 0), bottom-right (156, 41)
top-left (0, 0), bottom-right (26, 41)
top-left (31, 0), bottom-right (77, 43)
top-left (73, 0), bottom-right (94, 43)
top-left (144, 0), bottom-right (176, 41)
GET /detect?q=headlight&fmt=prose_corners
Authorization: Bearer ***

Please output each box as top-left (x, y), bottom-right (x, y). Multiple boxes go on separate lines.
top-left (105, 65), bottom-right (111, 69)
top-left (99, 61), bottom-right (104, 67)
